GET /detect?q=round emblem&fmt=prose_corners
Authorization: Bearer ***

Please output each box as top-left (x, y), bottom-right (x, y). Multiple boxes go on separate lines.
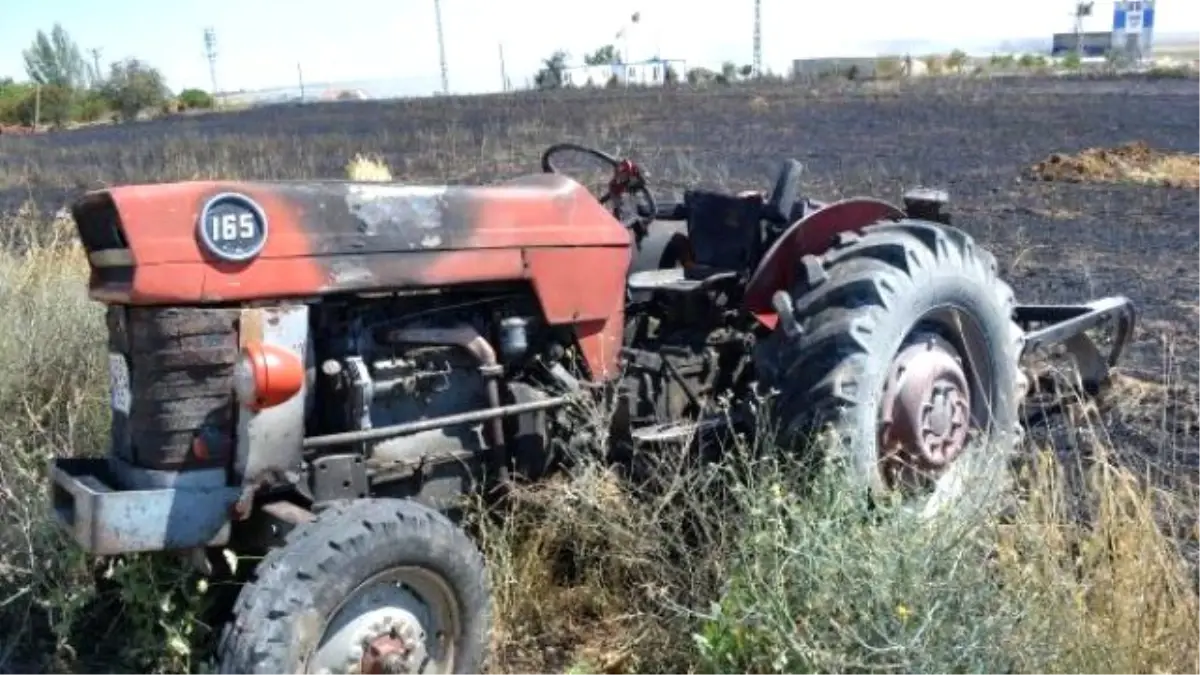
top-left (198, 192), bottom-right (269, 262)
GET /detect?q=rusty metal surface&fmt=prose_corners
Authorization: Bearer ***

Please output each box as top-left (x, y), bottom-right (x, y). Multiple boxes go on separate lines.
top-left (51, 457), bottom-right (238, 555)
top-left (72, 173), bottom-right (629, 267)
top-left (879, 339), bottom-right (972, 486)
top-left (72, 173), bottom-right (632, 379)
top-left (743, 197), bottom-right (906, 328)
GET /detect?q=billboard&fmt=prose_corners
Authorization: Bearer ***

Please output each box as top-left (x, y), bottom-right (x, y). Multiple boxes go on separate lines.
top-left (1113, 0), bottom-right (1156, 57)
top-left (1113, 0), bottom-right (1155, 34)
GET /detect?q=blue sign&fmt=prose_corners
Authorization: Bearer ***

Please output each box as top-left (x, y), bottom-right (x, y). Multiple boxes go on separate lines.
top-left (1113, 0), bottom-right (1155, 33)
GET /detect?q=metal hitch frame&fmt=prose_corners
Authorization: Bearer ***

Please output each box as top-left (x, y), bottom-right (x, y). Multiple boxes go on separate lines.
top-left (51, 457), bottom-right (241, 556)
top-left (1014, 295), bottom-right (1137, 395)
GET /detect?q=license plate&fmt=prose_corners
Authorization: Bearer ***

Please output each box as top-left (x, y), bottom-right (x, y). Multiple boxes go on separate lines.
top-left (108, 353), bottom-right (131, 414)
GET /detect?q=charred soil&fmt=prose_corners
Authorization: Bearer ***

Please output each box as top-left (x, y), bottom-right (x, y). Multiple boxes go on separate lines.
top-left (0, 75), bottom-right (1197, 673)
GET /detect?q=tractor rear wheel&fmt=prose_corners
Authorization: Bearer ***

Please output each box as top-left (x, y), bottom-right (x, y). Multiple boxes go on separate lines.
top-left (216, 498), bottom-right (492, 674)
top-left (756, 219), bottom-right (1027, 519)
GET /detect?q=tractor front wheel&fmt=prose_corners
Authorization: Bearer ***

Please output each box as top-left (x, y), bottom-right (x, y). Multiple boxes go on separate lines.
top-left (216, 498), bottom-right (492, 674)
top-left (757, 220), bottom-right (1027, 519)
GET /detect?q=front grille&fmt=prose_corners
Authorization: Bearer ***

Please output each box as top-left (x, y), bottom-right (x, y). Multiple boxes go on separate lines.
top-left (73, 193), bottom-right (134, 287)
top-left (108, 306), bottom-right (241, 470)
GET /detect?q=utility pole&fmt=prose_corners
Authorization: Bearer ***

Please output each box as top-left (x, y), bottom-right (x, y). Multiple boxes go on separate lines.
top-left (498, 43), bottom-right (509, 92)
top-left (1072, 1), bottom-right (1094, 55)
top-left (297, 62), bottom-right (306, 101)
top-left (752, 0), bottom-right (762, 77)
top-left (433, 0), bottom-right (449, 94)
top-left (89, 47), bottom-right (103, 86)
top-left (203, 27), bottom-right (219, 102)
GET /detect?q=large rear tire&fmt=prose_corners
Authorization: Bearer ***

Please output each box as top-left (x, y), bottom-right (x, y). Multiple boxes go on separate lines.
top-left (755, 220), bottom-right (1027, 519)
top-left (216, 498), bottom-right (492, 674)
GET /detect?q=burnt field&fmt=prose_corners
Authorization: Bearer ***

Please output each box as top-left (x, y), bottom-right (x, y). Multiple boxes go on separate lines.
top-left (0, 75), bottom-right (1198, 673)
top-left (4, 73), bottom-right (1197, 446)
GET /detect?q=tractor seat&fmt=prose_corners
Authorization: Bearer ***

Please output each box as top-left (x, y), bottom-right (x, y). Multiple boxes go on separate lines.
top-left (627, 189), bottom-right (762, 294)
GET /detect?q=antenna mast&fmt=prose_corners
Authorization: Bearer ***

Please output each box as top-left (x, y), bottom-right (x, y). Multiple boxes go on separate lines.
top-left (753, 0), bottom-right (762, 77)
top-left (203, 27), bottom-right (219, 96)
top-left (1073, 1), bottom-right (1095, 52)
top-left (499, 43), bottom-right (509, 92)
top-left (434, 0), bottom-right (449, 94)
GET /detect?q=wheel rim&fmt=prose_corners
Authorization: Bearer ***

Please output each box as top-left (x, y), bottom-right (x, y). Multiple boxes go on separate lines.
top-left (306, 566), bottom-right (461, 674)
top-left (876, 307), bottom-right (999, 510)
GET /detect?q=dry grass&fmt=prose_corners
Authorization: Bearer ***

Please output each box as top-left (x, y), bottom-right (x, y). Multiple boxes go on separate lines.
top-left (1029, 141), bottom-right (1200, 189)
top-left (345, 153), bottom-right (394, 182)
top-left (0, 154), bottom-right (1195, 674)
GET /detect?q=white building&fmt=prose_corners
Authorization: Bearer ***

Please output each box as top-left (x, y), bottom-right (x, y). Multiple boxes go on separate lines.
top-left (562, 59), bottom-right (686, 88)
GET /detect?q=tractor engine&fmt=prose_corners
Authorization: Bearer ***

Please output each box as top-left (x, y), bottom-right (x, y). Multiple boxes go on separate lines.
top-left (303, 287), bottom-right (562, 507)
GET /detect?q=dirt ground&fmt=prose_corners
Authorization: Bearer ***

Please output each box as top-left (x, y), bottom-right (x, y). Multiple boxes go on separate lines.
top-left (0, 73), bottom-right (1197, 674)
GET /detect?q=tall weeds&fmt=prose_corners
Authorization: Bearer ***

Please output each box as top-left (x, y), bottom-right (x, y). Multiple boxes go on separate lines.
top-left (0, 189), bottom-right (1194, 673)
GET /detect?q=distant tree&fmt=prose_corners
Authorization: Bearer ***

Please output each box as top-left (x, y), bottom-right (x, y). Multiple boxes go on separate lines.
top-left (990, 53), bottom-right (1016, 70)
top-left (876, 56), bottom-right (904, 79)
top-left (946, 49), bottom-right (969, 73)
top-left (11, 84), bottom-right (74, 127)
top-left (664, 64), bottom-right (680, 85)
top-left (1062, 50), bottom-right (1083, 70)
top-left (0, 80), bottom-right (35, 125)
top-left (22, 24), bottom-right (86, 90)
top-left (76, 88), bottom-right (111, 122)
top-left (535, 50), bottom-right (569, 90)
top-left (584, 44), bottom-right (620, 66)
top-left (686, 67), bottom-right (716, 86)
top-left (178, 88), bottom-right (214, 110)
top-left (720, 61), bottom-right (738, 81)
top-left (101, 58), bottom-right (169, 121)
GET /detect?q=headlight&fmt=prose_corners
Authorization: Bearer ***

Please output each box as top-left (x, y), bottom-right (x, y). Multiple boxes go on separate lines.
top-left (234, 342), bottom-right (304, 411)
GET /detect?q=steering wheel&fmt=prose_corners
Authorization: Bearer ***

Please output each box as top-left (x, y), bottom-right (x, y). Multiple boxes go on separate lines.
top-left (540, 142), bottom-right (657, 231)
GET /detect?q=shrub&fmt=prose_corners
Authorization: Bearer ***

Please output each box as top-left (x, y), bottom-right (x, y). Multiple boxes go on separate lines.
top-left (178, 88), bottom-right (214, 110)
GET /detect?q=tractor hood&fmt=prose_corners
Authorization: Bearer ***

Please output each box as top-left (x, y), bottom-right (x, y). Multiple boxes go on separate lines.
top-left (71, 173), bottom-right (633, 304)
top-left (72, 173), bottom-right (630, 266)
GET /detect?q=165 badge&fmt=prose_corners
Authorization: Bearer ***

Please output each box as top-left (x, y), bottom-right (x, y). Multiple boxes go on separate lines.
top-left (198, 192), bottom-right (269, 262)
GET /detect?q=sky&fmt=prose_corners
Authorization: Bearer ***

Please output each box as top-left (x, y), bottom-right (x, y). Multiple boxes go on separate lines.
top-left (2, 0), bottom-right (1198, 97)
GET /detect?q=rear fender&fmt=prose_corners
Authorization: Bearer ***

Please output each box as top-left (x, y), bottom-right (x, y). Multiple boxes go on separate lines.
top-left (742, 198), bottom-right (905, 329)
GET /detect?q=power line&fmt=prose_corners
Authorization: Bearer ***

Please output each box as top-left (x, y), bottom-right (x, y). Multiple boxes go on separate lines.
top-left (434, 0), bottom-right (449, 94)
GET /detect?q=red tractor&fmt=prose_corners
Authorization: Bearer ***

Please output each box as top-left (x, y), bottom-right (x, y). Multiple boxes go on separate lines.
top-left (50, 143), bottom-right (1134, 673)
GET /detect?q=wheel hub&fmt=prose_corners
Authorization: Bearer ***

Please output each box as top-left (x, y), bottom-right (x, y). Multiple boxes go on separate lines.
top-left (880, 337), bottom-right (972, 482)
top-left (359, 617), bottom-right (428, 674)
top-left (309, 580), bottom-right (434, 675)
